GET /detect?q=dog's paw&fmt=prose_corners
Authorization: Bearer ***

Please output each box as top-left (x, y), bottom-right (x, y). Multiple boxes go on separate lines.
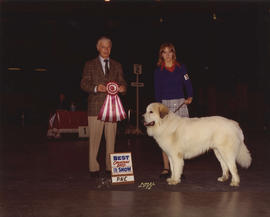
top-left (217, 174), bottom-right (229, 182)
top-left (166, 178), bottom-right (180, 185)
top-left (166, 178), bottom-right (173, 183)
top-left (230, 181), bottom-right (239, 187)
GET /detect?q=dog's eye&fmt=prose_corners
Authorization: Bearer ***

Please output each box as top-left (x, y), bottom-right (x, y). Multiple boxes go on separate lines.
top-left (149, 111), bottom-right (153, 113)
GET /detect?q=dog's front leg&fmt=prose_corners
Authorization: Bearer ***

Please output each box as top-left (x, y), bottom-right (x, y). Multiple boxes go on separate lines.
top-left (167, 153), bottom-right (184, 185)
top-left (167, 156), bottom-right (174, 183)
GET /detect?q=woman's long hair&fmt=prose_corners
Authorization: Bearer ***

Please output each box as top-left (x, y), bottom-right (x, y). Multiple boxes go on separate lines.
top-left (157, 42), bottom-right (177, 67)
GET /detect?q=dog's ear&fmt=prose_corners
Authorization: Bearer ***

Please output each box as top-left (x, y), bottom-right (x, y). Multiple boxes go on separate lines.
top-left (159, 104), bottom-right (169, 119)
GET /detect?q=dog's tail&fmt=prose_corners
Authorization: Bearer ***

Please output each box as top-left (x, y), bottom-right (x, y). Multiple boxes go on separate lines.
top-left (235, 128), bottom-right (251, 168)
top-left (236, 141), bottom-right (252, 168)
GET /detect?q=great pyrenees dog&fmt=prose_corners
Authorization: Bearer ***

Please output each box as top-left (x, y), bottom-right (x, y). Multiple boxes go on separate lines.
top-left (143, 102), bottom-right (252, 187)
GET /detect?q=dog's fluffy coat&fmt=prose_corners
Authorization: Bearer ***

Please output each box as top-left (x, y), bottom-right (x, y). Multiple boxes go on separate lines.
top-left (143, 103), bottom-right (252, 186)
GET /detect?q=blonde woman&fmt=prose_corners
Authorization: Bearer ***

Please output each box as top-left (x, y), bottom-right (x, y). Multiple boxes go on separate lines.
top-left (154, 42), bottom-right (193, 179)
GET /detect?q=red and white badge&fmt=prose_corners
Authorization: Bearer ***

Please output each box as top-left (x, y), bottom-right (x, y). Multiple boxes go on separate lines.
top-left (106, 82), bottom-right (119, 95)
top-left (98, 82), bottom-right (126, 122)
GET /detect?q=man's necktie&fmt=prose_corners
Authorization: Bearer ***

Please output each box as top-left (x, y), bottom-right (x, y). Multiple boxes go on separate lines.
top-left (104, 59), bottom-right (109, 75)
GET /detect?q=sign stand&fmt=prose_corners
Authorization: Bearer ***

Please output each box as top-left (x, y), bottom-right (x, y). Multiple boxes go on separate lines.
top-left (130, 64), bottom-right (144, 135)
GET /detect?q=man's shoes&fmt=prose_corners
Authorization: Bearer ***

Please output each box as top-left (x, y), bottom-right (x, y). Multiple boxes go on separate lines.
top-left (105, 170), bottom-right (111, 178)
top-left (89, 171), bottom-right (100, 178)
top-left (159, 169), bottom-right (186, 180)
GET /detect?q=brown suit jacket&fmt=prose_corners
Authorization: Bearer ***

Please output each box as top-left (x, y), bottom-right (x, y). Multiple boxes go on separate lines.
top-left (80, 57), bottom-right (127, 116)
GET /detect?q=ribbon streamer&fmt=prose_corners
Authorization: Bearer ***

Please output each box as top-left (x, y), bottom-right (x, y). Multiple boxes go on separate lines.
top-left (98, 82), bottom-right (126, 122)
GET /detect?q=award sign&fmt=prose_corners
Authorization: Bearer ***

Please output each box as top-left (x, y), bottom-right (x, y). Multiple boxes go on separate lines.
top-left (110, 152), bottom-right (135, 185)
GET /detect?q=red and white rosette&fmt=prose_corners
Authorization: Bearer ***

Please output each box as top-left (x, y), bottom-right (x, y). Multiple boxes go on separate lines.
top-left (97, 82), bottom-right (127, 122)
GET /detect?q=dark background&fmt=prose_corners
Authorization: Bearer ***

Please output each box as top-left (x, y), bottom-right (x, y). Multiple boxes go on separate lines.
top-left (1, 0), bottom-right (270, 128)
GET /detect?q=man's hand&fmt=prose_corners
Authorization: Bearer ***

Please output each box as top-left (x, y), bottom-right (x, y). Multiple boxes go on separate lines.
top-left (97, 84), bottom-right (106, 92)
top-left (118, 85), bottom-right (126, 93)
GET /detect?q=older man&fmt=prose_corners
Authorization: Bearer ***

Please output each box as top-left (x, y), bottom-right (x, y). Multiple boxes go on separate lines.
top-left (80, 36), bottom-right (127, 177)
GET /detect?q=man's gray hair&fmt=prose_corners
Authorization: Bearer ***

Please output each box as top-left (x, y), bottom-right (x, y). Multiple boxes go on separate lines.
top-left (96, 36), bottom-right (112, 48)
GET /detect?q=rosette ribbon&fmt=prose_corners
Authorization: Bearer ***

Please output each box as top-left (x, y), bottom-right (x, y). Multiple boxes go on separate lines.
top-left (97, 82), bottom-right (127, 122)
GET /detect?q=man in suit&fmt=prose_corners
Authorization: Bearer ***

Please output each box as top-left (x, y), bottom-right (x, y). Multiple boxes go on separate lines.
top-left (80, 36), bottom-right (127, 177)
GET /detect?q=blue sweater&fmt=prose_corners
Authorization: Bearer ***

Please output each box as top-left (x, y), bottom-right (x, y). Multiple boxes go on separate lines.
top-left (154, 64), bottom-right (193, 102)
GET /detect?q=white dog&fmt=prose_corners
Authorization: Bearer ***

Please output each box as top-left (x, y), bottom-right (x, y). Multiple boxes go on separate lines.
top-left (143, 103), bottom-right (252, 187)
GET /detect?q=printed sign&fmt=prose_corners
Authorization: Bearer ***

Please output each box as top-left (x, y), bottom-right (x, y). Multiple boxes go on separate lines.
top-left (184, 73), bottom-right (189, 80)
top-left (78, 126), bottom-right (89, 137)
top-left (110, 152), bottom-right (135, 185)
top-left (133, 64), bottom-right (142, 75)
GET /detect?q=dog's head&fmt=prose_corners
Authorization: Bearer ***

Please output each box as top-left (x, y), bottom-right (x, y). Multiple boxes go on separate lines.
top-left (143, 103), bottom-right (169, 129)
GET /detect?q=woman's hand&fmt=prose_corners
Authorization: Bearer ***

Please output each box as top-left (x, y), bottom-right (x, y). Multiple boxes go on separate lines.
top-left (185, 97), bottom-right (193, 105)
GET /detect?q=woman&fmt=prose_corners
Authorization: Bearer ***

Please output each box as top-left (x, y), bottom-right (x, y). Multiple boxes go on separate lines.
top-left (154, 42), bottom-right (193, 179)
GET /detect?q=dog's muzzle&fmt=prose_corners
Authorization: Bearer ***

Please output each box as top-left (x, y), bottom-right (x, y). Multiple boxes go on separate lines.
top-left (144, 121), bottom-right (155, 127)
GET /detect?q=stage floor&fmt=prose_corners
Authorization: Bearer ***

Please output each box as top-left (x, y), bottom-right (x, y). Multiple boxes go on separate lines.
top-left (1, 124), bottom-right (270, 217)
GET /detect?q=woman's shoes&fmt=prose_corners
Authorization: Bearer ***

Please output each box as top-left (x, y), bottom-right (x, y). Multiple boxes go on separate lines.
top-left (159, 169), bottom-right (186, 180)
top-left (159, 169), bottom-right (171, 179)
